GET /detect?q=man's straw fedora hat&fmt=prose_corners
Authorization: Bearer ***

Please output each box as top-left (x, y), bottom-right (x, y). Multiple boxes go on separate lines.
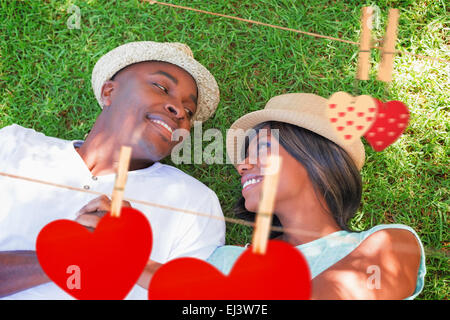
top-left (91, 41), bottom-right (220, 123)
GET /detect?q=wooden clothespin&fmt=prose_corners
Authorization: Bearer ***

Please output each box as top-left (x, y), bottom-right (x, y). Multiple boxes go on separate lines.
top-left (377, 8), bottom-right (399, 82)
top-left (110, 146), bottom-right (132, 218)
top-left (251, 155), bottom-right (282, 255)
top-left (356, 6), bottom-right (374, 80)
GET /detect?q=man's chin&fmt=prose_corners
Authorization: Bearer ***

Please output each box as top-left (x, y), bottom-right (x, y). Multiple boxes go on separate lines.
top-left (131, 145), bottom-right (171, 166)
top-left (145, 151), bottom-right (170, 164)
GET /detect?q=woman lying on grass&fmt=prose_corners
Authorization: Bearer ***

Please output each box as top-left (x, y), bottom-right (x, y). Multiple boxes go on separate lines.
top-left (206, 92), bottom-right (426, 300)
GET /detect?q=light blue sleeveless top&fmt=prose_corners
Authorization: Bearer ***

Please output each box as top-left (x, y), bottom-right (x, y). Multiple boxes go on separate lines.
top-left (206, 224), bottom-right (426, 300)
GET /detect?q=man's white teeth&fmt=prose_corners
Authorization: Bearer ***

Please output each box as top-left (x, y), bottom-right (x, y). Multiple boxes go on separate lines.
top-left (151, 119), bottom-right (173, 133)
top-left (243, 178), bottom-right (262, 189)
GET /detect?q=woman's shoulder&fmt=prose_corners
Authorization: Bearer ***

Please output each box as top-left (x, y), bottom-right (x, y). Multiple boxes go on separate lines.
top-left (358, 225), bottom-right (422, 297)
top-left (312, 224), bottom-right (423, 299)
top-left (358, 225), bottom-right (422, 268)
top-left (358, 224), bottom-right (423, 276)
top-left (358, 224), bottom-right (422, 251)
top-left (348, 224), bottom-right (422, 267)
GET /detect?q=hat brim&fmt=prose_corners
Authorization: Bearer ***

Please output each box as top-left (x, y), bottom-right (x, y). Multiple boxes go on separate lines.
top-left (91, 41), bottom-right (220, 123)
top-left (226, 108), bottom-right (365, 170)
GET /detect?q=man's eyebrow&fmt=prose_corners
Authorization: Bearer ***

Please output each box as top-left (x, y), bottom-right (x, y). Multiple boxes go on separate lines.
top-left (151, 71), bottom-right (178, 84)
top-left (190, 94), bottom-right (198, 105)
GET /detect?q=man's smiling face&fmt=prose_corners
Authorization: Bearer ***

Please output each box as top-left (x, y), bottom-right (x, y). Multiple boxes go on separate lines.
top-left (100, 61), bottom-right (198, 163)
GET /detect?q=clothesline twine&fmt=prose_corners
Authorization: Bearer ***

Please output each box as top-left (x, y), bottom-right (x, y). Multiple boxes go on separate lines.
top-left (0, 171), bottom-right (447, 259)
top-left (144, 0), bottom-right (449, 64)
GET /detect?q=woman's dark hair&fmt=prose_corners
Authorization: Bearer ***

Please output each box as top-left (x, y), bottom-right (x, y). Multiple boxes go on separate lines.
top-left (234, 121), bottom-right (362, 238)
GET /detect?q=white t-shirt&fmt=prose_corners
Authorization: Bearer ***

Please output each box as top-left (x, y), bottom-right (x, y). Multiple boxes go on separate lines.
top-left (0, 124), bottom-right (225, 299)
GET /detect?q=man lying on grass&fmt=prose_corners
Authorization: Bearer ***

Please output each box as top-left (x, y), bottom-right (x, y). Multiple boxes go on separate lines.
top-left (0, 41), bottom-right (225, 299)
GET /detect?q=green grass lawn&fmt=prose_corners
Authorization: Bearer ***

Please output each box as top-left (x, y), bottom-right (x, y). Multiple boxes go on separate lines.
top-left (0, 0), bottom-right (448, 299)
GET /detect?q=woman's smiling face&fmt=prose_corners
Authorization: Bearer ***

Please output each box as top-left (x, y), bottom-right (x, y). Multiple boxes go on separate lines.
top-left (237, 126), bottom-right (311, 213)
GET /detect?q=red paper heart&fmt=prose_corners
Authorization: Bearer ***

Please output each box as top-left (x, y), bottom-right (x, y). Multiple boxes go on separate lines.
top-left (36, 207), bottom-right (152, 300)
top-left (364, 99), bottom-right (410, 151)
top-left (148, 240), bottom-right (311, 300)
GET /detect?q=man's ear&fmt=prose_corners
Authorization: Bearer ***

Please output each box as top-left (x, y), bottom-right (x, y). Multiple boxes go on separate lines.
top-left (100, 80), bottom-right (117, 108)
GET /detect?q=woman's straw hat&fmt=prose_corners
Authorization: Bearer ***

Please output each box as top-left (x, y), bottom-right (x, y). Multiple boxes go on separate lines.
top-left (91, 41), bottom-right (220, 123)
top-left (226, 93), bottom-right (365, 170)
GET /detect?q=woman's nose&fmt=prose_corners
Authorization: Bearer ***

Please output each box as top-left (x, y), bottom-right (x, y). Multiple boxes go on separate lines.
top-left (237, 160), bottom-right (255, 176)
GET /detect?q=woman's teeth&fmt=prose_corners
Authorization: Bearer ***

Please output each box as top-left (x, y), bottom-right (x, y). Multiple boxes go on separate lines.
top-left (151, 119), bottom-right (173, 134)
top-left (242, 178), bottom-right (262, 189)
